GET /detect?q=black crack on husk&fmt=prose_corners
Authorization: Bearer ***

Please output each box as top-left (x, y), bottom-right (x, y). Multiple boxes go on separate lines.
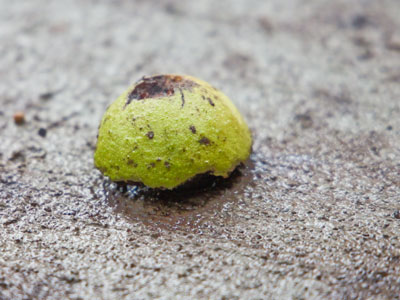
top-left (179, 88), bottom-right (185, 108)
top-left (201, 95), bottom-right (215, 107)
top-left (206, 97), bottom-right (215, 106)
top-left (124, 75), bottom-right (198, 108)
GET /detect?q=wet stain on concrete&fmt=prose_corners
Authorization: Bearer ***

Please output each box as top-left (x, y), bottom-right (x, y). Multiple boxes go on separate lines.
top-left (105, 161), bottom-right (253, 233)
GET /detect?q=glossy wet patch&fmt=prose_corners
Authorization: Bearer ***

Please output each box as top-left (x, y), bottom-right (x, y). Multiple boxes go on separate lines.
top-left (105, 161), bottom-right (254, 233)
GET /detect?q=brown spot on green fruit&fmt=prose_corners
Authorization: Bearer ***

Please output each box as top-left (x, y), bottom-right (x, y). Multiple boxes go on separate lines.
top-left (146, 131), bottom-right (154, 139)
top-left (127, 159), bottom-right (138, 167)
top-left (199, 137), bottom-right (211, 145)
top-left (189, 125), bottom-right (196, 134)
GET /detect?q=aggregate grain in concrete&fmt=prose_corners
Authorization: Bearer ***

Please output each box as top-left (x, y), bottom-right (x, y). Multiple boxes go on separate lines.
top-left (1, 0), bottom-right (400, 299)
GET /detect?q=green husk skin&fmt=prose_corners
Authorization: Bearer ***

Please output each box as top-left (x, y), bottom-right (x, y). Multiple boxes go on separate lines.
top-left (94, 75), bottom-right (252, 189)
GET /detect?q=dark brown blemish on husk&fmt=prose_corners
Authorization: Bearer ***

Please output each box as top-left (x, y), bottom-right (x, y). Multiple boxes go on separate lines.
top-left (146, 131), bottom-right (154, 139)
top-left (125, 75), bottom-right (198, 108)
top-left (164, 161), bottom-right (171, 170)
top-left (189, 125), bottom-right (196, 134)
top-left (199, 137), bottom-right (210, 145)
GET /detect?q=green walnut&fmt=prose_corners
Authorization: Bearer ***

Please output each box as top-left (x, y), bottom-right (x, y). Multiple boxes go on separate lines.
top-left (94, 74), bottom-right (252, 189)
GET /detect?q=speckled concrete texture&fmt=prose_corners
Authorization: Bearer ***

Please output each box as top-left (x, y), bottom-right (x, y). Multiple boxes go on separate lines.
top-left (1, 0), bottom-right (400, 299)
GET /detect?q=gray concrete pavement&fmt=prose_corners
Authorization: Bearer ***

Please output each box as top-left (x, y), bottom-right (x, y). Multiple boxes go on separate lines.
top-left (1, 0), bottom-right (400, 299)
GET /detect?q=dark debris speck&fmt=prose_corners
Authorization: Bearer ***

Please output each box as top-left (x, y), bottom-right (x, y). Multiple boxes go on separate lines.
top-left (40, 91), bottom-right (55, 101)
top-left (351, 15), bottom-right (370, 29)
top-left (295, 113), bottom-right (313, 129)
top-left (38, 128), bottom-right (47, 137)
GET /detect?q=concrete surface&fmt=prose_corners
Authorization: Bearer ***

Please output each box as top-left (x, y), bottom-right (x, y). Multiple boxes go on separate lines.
top-left (1, 0), bottom-right (400, 299)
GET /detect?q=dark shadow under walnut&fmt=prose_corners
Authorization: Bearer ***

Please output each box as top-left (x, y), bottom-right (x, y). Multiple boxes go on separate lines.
top-left (105, 161), bottom-right (254, 233)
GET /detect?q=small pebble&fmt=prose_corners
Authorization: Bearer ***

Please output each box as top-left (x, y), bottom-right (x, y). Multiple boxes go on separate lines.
top-left (38, 128), bottom-right (47, 138)
top-left (13, 112), bottom-right (25, 125)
